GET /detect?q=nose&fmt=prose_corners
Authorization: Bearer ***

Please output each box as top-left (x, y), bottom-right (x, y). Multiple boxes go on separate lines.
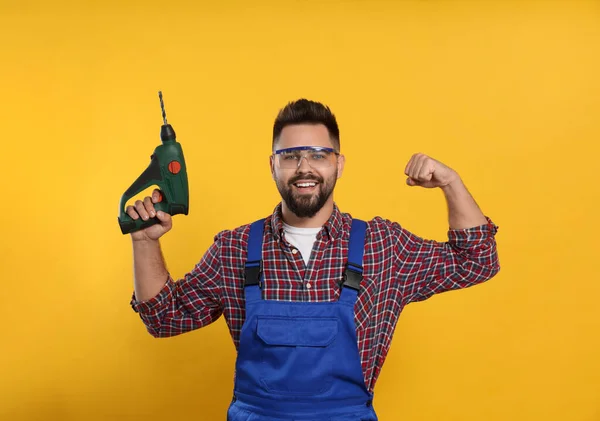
top-left (296, 155), bottom-right (313, 172)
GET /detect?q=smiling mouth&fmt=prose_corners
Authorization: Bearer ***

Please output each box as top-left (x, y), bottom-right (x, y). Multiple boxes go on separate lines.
top-left (294, 182), bottom-right (318, 188)
top-left (291, 180), bottom-right (320, 192)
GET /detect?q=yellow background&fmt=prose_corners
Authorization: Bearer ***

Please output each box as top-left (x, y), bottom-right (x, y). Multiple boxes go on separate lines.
top-left (2, 0), bottom-right (599, 420)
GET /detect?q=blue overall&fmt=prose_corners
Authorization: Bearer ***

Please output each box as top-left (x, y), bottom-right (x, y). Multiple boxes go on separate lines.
top-left (227, 218), bottom-right (378, 421)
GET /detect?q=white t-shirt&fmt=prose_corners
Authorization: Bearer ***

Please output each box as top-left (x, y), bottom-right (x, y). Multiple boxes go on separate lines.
top-left (282, 222), bottom-right (321, 266)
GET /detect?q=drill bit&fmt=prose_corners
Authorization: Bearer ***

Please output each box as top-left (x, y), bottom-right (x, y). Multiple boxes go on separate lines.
top-left (158, 91), bottom-right (168, 125)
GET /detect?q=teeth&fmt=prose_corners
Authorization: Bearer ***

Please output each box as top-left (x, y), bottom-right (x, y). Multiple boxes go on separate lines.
top-left (297, 182), bottom-right (316, 187)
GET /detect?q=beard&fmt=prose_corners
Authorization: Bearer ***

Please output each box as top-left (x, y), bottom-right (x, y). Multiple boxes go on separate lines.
top-left (276, 171), bottom-right (337, 218)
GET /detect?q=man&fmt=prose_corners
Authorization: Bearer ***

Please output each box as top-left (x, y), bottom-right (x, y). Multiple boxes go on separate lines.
top-left (126, 99), bottom-right (500, 420)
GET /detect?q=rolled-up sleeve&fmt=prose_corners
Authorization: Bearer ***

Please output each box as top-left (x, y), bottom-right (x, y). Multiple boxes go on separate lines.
top-left (395, 216), bottom-right (500, 304)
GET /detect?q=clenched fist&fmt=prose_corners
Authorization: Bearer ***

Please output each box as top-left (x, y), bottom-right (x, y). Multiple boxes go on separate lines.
top-left (404, 153), bottom-right (459, 188)
top-left (125, 189), bottom-right (173, 242)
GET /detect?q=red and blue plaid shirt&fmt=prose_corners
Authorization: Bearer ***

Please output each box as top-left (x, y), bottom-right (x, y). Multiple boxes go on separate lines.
top-left (131, 203), bottom-right (500, 392)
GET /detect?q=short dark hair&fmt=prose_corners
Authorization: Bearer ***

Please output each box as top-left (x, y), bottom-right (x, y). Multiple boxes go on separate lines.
top-left (272, 99), bottom-right (340, 152)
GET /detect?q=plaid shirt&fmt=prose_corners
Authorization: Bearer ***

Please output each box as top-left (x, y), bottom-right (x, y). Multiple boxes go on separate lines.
top-left (131, 203), bottom-right (500, 392)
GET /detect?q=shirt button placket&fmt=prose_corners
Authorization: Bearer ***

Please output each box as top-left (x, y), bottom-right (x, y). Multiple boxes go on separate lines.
top-left (288, 247), bottom-right (306, 299)
top-left (304, 280), bottom-right (311, 301)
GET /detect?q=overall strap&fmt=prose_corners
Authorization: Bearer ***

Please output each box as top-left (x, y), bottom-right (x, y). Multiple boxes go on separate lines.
top-left (244, 218), bottom-right (265, 302)
top-left (340, 218), bottom-right (367, 304)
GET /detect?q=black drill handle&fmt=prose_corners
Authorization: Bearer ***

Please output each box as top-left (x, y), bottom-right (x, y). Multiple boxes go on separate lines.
top-left (118, 199), bottom-right (167, 235)
top-left (118, 197), bottom-right (188, 235)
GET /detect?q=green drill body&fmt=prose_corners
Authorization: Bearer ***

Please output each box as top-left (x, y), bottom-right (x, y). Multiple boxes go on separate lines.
top-left (118, 92), bottom-right (189, 235)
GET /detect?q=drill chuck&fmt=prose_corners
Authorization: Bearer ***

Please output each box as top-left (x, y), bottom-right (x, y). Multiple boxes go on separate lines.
top-left (161, 124), bottom-right (176, 143)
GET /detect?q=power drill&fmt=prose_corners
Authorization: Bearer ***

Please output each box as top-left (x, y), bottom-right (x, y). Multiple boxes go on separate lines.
top-left (117, 91), bottom-right (189, 235)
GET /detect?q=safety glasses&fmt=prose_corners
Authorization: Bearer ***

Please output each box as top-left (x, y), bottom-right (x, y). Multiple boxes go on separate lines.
top-left (273, 146), bottom-right (339, 169)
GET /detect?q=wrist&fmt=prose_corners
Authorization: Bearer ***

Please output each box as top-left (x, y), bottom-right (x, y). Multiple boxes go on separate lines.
top-left (132, 237), bottom-right (161, 247)
top-left (440, 172), bottom-right (462, 192)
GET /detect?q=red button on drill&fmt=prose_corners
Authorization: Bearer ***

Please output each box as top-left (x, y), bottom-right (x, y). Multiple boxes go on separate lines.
top-left (168, 161), bottom-right (181, 174)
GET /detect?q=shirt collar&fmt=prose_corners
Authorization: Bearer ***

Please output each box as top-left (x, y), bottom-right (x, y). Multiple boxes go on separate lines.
top-left (269, 202), bottom-right (343, 242)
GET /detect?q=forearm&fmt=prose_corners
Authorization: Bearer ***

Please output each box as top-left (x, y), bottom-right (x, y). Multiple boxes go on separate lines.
top-left (129, 238), bottom-right (225, 338)
top-left (441, 176), bottom-right (489, 230)
top-left (132, 239), bottom-right (170, 302)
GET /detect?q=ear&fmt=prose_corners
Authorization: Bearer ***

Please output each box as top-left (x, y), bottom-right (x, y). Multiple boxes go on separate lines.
top-left (336, 154), bottom-right (345, 179)
top-left (270, 155), bottom-right (275, 179)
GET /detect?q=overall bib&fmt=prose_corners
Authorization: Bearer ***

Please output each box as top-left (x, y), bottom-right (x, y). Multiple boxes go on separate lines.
top-left (227, 218), bottom-right (378, 421)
